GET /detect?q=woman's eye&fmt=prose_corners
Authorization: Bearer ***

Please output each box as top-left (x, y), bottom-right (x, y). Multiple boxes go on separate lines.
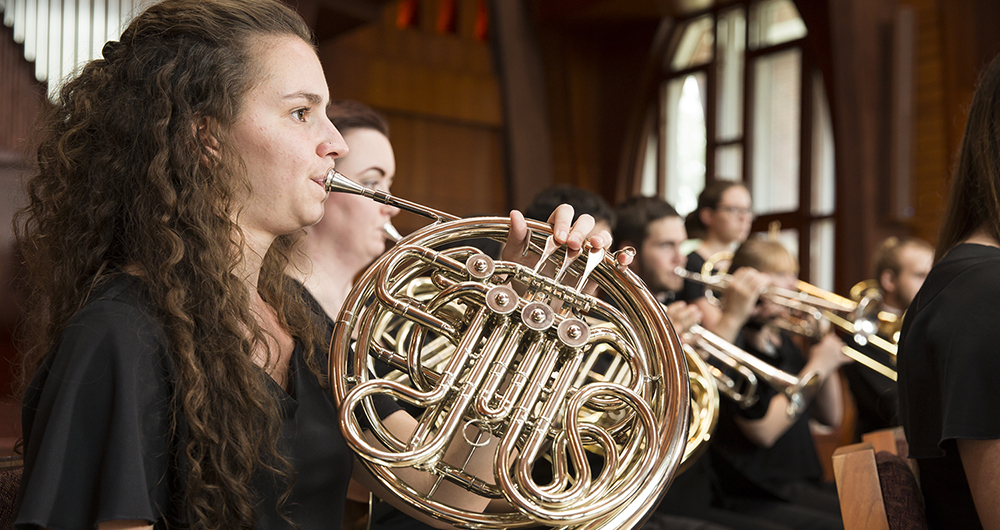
top-left (292, 108), bottom-right (307, 121)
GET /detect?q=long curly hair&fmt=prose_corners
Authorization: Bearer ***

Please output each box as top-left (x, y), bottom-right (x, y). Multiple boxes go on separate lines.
top-left (14, 0), bottom-right (327, 527)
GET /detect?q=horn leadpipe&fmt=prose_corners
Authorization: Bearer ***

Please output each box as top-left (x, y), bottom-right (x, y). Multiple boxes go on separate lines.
top-left (325, 169), bottom-right (458, 223)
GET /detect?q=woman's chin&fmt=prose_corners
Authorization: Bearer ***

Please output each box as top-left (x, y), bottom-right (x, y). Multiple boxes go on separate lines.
top-left (367, 242), bottom-right (388, 262)
top-left (303, 208), bottom-right (327, 228)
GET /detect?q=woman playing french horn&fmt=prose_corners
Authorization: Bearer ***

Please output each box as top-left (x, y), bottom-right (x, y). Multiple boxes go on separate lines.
top-left (11, 1), bottom-right (626, 528)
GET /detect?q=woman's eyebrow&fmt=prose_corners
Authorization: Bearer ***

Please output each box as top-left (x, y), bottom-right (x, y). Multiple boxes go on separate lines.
top-left (283, 91), bottom-right (324, 106)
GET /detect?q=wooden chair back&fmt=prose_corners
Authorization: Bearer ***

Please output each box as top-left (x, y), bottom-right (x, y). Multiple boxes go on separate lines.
top-left (833, 428), bottom-right (928, 530)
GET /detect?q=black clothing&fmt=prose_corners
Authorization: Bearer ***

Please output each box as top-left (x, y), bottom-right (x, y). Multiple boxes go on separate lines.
top-left (898, 243), bottom-right (1000, 530)
top-left (14, 275), bottom-right (370, 529)
top-left (657, 458), bottom-right (791, 530)
top-left (711, 334), bottom-right (824, 499)
top-left (718, 482), bottom-right (841, 530)
top-left (841, 339), bottom-right (898, 440)
top-left (682, 251), bottom-right (709, 303)
top-left (707, 332), bottom-right (842, 530)
top-left (654, 293), bottom-right (795, 530)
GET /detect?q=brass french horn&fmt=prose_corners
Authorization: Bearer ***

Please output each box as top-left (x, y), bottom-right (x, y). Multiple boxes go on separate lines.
top-left (325, 171), bottom-right (690, 529)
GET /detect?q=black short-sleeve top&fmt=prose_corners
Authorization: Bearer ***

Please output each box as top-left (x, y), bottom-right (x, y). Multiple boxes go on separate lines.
top-left (898, 243), bottom-right (1000, 529)
top-left (708, 332), bottom-right (823, 501)
top-left (681, 251), bottom-right (709, 303)
top-left (14, 275), bottom-right (354, 529)
top-left (841, 338), bottom-right (898, 440)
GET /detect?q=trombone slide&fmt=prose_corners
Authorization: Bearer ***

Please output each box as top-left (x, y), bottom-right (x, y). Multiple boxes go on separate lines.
top-left (840, 345), bottom-right (897, 381)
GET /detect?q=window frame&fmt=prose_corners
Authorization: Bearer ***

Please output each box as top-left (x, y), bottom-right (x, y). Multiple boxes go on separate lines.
top-left (639, 0), bottom-right (833, 284)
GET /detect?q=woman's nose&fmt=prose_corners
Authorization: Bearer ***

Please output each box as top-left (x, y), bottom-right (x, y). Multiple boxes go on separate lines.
top-left (320, 124), bottom-right (349, 159)
top-left (383, 203), bottom-right (400, 217)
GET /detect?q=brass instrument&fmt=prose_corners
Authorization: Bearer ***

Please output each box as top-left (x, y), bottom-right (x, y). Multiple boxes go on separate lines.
top-left (849, 279), bottom-right (902, 344)
top-left (680, 345), bottom-right (720, 469)
top-left (685, 325), bottom-right (821, 418)
top-left (700, 251), bottom-right (732, 278)
top-left (675, 266), bottom-right (899, 381)
top-left (382, 221), bottom-right (403, 242)
top-left (325, 170), bottom-right (690, 529)
top-left (372, 295), bottom-right (720, 477)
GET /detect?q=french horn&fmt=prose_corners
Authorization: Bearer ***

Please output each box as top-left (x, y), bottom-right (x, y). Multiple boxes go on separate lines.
top-left (325, 171), bottom-right (690, 529)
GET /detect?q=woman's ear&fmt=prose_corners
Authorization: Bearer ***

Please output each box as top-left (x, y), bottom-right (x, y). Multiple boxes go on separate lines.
top-left (194, 114), bottom-right (221, 157)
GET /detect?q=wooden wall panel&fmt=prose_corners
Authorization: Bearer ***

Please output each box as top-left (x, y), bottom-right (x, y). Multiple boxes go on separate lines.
top-left (825, 0), bottom-right (898, 291)
top-left (387, 114), bottom-right (505, 233)
top-left (899, 0), bottom-right (1000, 248)
top-left (0, 22), bottom-right (45, 155)
top-left (318, 0), bottom-right (505, 231)
top-left (535, 18), bottom-right (659, 206)
top-left (491, 0), bottom-right (556, 211)
top-left (900, 0), bottom-right (950, 247)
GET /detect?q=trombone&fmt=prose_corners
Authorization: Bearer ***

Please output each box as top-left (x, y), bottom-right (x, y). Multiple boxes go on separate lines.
top-left (849, 279), bottom-right (902, 343)
top-left (675, 266), bottom-right (899, 381)
top-left (683, 324), bottom-right (822, 418)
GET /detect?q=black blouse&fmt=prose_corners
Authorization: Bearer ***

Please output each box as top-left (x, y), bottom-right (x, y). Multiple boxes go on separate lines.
top-left (681, 251), bottom-right (709, 304)
top-left (898, 243), bottom-right (1000, 529)
top-left (708, 332), bottom-right (824, 502)
top-left (841, 339), bottom-right (898, 440)
top-left (14, 275), bottom-right (353, 529)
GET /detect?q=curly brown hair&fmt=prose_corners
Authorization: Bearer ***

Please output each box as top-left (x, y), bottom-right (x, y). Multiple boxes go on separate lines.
top-left (14, 0), bottom-right (327, 527)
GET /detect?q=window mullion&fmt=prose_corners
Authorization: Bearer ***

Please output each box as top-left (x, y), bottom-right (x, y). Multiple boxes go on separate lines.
top-left (798, 60), bottom-right (813, 281)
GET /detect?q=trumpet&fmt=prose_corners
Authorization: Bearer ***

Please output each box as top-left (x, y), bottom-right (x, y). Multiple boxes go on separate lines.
top-left (684, 325), bottom-right (821, 418)
top-left (675, 266), bottom-right (898, 381)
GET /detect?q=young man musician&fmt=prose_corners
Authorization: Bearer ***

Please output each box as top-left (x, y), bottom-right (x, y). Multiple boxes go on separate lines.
top-left (843, 236), bottom-right (933, 441)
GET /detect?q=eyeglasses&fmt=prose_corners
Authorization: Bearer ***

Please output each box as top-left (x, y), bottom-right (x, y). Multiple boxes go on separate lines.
top-left (716, 205), bottom-right (755, 218)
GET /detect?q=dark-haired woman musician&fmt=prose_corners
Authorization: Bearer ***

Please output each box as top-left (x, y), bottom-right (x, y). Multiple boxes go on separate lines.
top-left (11, 1), bottom-right (618, 528)
top-left (897, 50), bottom-right (1000, 530)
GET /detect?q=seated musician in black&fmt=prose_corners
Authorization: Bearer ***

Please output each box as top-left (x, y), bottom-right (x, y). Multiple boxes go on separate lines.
top-left (613, 197), bottom-right (703, 334)
top-left (708, 238), bottom-right (849, 530)
top-left (681, 180), bottom-right (754, 330)
top-left (613, 197), bottom-right (787, 530)
top-left (842, 236), bottom-right (931, 441)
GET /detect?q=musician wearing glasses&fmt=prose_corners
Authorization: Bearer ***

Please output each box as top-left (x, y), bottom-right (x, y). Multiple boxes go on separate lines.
top-left (842, 236), bottom-right (932, 442)
top-left (897, 50), bottom-right (1000, 530)
top-left (707, 238), bottom-right (850, 530)
top-left (10, 2), bottom-right (626, 528)
top-left (682, 181), bottom-right (755, 330)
